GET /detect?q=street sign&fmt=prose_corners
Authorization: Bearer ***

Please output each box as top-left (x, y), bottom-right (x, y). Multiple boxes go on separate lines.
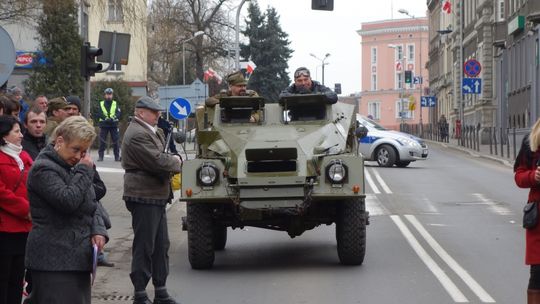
top-left (413, 76), bottom-right (423, 84)
top-left (463, 59), bottom-right (481, 77)
top-left (420, 96), bottom-right (437, 107)
top-left (169, 97), bottom-right (192, 120)
top-left (462, 78), bottom-right (482, 94)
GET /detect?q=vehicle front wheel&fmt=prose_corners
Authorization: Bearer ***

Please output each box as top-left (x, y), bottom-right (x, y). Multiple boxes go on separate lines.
top-left (376, 144), bottom-right (397, 167)
top-left (396, 161), bottom-right (411, 168)
top-left (336, 198), bottom-right (367, 265)
top-left (187, 203), bottom-right (215, 269)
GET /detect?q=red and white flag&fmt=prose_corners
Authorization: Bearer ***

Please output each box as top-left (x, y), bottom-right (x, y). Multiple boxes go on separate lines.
top-left (203, 68), bottom-right (222, 83)
top-left (442, 0), bottom-right (451, 14)
top-left (240, 60), bottom-right (257, 79)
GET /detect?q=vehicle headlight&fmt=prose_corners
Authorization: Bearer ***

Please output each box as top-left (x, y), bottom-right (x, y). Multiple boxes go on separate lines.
top-left (326, 159), bottom-right (347, 184)
top-left (396, 137), bottom-right (420, 148)
top-left (197, 162), bottom-right (219, 186)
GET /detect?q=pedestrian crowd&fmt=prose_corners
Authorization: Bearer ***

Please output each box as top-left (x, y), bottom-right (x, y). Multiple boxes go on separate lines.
top-left (0, 86), bottom-right (116, 304)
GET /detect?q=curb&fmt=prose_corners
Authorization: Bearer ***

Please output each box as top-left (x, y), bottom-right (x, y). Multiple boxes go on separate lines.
top-left (427, 140), bottom-right (513, 168)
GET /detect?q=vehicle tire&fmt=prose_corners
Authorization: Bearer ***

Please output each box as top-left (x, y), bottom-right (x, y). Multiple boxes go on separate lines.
top-left (376, 144), bottom-right (396, 167)
top-left (213, 225), bottom-right (227, 251)
top-left (336, 198), bottom-right (366, 265)
top-left (396, 161), bottom-right (411, 168)
top-left (187, 202), bottom-right (215, 269)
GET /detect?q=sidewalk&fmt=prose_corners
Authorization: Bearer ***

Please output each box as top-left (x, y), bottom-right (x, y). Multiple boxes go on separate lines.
top-left (426, 137), bottom-right (514, 168)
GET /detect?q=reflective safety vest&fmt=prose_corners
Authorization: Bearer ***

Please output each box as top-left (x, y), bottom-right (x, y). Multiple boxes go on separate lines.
top-left (99, 100), bottom-right (118, 122)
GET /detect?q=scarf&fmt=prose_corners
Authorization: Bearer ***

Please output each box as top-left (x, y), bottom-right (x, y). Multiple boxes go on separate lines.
top-left (0, 142), bottom-right (24, 171)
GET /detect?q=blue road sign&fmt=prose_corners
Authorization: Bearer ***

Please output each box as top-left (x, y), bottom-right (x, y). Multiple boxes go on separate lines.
top-left (420, 96), bottom-right (437, 107)
top-left (169, 97), bottom-right (191, 120)
top-left (413, 76), bottom-right (423, 85)
top-left (464, 59), bottom-right (481, 77)
top-left (462, 78), bottom-right (482, 94)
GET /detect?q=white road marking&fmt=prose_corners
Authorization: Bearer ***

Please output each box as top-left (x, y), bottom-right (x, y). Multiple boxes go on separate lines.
top-left (371, 168), bottom-right (392, 194)
top-left (405, 215), bottom-right (496, 303)
top-left (365, 194), bottom-right (388, 216)
top-left (364, 168), bottom-right (380, 194)
top-left (472, 193), bottom-right (512, 216)
top-left (390, 215), bottom-right (469, 303)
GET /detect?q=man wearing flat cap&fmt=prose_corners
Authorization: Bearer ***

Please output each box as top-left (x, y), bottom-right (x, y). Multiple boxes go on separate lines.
top-left (121, 96), bottom-right (182, 304)
top-left (205, 71), bottom-right (259, 107)
top-left (279, 67), bottom-right (338, 104)
top-left (43, 97), bottom-right (69, 137)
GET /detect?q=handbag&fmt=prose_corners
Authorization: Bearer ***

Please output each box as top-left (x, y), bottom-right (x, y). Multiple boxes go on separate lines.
top-left (523, 201), bottom-right (538, 229)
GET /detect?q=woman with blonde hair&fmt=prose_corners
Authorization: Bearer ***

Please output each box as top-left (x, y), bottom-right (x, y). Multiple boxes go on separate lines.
top-left (515, 118), bottom-right (540, 304)
top-left (25, 116), bottom-right (108, 303)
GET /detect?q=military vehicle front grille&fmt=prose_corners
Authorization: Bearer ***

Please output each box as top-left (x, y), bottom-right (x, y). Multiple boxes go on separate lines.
top-left (247, 160), bottom-right (297, 173)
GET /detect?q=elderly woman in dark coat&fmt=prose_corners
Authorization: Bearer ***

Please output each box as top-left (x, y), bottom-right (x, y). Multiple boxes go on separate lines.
top-left (25, 116), bottom-right (108, 304)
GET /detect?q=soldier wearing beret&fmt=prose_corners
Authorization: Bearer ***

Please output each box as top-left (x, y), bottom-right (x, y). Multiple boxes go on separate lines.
top-left (205, 71), bottom-right (259, 107)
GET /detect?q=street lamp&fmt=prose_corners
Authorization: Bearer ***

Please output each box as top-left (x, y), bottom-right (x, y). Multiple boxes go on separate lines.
top-left (398, 8), bottom-right (424, 136)
top-left (182, 30), bottom-right (205, 85)
top-left (235, 0), bottom-right (250, 70)
top-left (310, 53), bottom-right (330, 85)
top-left (388, 44), bottom-right (406, 128)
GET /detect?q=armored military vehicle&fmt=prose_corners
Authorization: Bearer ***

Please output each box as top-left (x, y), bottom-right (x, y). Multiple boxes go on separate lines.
top-left (181, 94), bottom-right (368, 269)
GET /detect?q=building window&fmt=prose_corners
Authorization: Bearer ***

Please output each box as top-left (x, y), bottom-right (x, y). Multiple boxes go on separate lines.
top-left (396, 72), bottom-right (403, 90)
top-left (109, 63), bottom-right (122, 72)
top-left (407, 44), bottom-right (415, 62)
top-left (371, 47), bottom-right (377, 64)
top-left (395, 45), bottom-right (403, 61)
top-left (371, 74), bottom-right (377, 91)
top-left (108, 0), bottom-right (123, 22)
top-left (497, 0), bottom-right (505, 21)
top-left (368, 101), bottom-right (380, 120)
top-left (395, 99), bottom-right (412, 119)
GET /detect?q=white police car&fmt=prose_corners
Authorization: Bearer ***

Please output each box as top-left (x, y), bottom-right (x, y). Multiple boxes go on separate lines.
top-left (357, 115), bottom-right (428, 167)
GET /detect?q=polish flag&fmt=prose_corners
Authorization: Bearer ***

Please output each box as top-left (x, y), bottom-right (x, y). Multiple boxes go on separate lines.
top-left (203, 68), bottom-right (222, 83)
top-left (442, 0), bottom-right (451, 14)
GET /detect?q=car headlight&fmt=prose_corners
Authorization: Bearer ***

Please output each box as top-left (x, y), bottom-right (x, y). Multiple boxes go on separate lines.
top-left (197, 162), bottom-right (219, 186)
top-left (396, 137), bottom-right (420, 148)
top-left (326, 159), bottom-right (347, 184)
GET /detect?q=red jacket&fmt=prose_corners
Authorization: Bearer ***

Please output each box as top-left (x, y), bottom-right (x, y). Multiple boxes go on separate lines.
top-left (0, 150), bottom-right (33, 233)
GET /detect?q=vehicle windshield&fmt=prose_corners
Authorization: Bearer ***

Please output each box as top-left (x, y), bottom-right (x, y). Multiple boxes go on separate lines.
top-left (358, 115), bottom-right (388, 131)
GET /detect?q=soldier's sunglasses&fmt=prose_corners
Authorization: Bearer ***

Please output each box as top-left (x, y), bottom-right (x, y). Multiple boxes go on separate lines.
top-left (294, 69), bottom-right (310, 78)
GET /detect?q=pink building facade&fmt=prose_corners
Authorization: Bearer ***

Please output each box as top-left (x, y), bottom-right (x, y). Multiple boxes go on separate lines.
top-left (357, 18), bottom-right (429, 131)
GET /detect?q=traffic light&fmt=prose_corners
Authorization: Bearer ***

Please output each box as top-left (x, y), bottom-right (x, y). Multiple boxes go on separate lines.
top-left (80, 42), bottom-right (103, 79)
top-left (404, 70), bottom-right (412, 84)
top-left (312, 0), bottom-right (334, 11)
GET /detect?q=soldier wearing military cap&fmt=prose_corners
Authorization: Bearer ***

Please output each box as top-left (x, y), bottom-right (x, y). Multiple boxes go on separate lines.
top-left (43, 97), bottom-right (69, 137)
top-left (205, 71), bottom-right (259, 107)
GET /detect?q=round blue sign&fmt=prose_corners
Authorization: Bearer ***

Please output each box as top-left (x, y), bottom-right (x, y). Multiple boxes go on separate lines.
top-left (168, 97), bottom-right (191, 120)
top-left (464, 59), bottom-right (481, 77)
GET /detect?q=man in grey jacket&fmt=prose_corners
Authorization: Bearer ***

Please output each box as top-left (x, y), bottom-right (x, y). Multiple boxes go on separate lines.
top-left (121, 96), bottom-right (182, 304)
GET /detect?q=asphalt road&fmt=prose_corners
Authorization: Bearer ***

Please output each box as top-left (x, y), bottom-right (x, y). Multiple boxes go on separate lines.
top-left (92, 143), bottom-right (529, 304)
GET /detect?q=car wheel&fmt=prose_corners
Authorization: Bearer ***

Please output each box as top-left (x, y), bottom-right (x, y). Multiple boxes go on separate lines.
top-left (187, 202), bottom-right (215, 269)
top-left (376, 144), bottom-right (396, 167)
top-left (213, 225), bottom-right (227, 251)
top-left (336, 198), bottom-right (367, 265)
top-left (396, 161), bottom-right (411, 168)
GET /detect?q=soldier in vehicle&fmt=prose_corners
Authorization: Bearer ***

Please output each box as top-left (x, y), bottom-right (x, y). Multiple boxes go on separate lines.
top-left (204, 71), bottom-right (260, 122)
top-left (279, 67), bottom-right (338, 104)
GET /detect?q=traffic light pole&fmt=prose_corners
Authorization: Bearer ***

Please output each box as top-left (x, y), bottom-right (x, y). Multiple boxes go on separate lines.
top-left (83, 78), bottom-right (91, 119)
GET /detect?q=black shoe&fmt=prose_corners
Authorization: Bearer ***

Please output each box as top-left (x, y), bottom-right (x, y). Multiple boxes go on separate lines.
top-left (133, 297), bottom-right (152, 304)
top-left (115, 157), bottom-right (121, 162)
top-left (153, 297), bottom-right (179, 304)
top-left (97, 260), bottom-right (115, 267)
top-left (98, 158), bottom-right (104, 162)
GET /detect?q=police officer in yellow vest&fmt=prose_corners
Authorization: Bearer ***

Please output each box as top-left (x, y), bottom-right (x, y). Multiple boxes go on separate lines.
top-left (97, 88), bottom-right (122, 161)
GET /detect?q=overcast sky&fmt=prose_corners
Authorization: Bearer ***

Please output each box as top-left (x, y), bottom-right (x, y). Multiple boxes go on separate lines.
top-left (253, 0), bottom-right (429, 95)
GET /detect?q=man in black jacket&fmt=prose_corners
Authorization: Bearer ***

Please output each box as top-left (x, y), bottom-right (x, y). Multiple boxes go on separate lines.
top-left (279, 67), bottom-right (338, 104)
top-left (22, 107), bottom-right (47, 160)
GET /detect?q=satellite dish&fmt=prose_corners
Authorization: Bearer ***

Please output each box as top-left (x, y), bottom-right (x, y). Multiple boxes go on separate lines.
top-left (0, 25), bottom-right (16, 86)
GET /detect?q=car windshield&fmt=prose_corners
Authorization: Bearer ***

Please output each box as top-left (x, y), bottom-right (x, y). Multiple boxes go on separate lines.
top-left (358, 115), bottom-right (387, 131)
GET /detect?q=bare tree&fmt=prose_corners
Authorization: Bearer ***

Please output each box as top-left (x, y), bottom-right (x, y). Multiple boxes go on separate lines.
top-left (148, 0), bottom-right (236, 88)
top-left (0, 0), bottom-right (40, 23)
